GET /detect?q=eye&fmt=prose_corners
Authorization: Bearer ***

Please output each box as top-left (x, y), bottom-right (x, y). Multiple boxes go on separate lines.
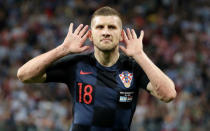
top-left (96, 25), bottom-right (104, 29)
top-left (108, 25), bottom-right (116, 29)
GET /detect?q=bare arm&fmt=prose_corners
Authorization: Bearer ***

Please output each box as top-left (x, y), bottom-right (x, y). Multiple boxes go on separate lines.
top-left (17, 23), bottom-right (90, 83)
top-left (120, 29), bottom-right (176, 103)
top-left (134, 52), bottom-right (176, 102)
top-left (17, 45), bottom-right (68, 83)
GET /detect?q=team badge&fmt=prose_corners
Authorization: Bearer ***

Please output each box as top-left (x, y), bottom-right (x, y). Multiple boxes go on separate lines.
top-left (119, 71), bottom-right (133, 88)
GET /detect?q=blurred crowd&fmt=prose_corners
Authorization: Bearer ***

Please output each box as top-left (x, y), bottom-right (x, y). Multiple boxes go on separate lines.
top-left (0, 0), bottom-right (209, 131)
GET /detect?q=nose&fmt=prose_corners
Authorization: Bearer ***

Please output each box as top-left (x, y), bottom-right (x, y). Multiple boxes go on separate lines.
top-left (102, 27), bottom-right (111, 37)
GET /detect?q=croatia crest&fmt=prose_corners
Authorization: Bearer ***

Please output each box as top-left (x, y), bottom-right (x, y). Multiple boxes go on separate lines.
top-left (119, 71), bottom-right (133, 88)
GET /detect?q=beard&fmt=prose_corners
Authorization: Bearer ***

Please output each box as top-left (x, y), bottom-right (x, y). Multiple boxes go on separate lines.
top-left (94, 41), bottom-right (118, 52)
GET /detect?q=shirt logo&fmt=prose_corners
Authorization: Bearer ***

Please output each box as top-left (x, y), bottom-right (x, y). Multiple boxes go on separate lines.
top-left (119, 71), bottom-right (133, 88)
top-left (80, 70), bottom-right (93, 75)
top-left (119, 92), bottom-right (134, 102)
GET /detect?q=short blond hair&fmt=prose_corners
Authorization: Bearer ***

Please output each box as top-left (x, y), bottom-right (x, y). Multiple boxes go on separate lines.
top-left (91, 6), bottom-right (122, 26)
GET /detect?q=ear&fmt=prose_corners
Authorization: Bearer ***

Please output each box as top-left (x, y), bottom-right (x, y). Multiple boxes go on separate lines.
top-left (89, 30), bottom-right (93, 41)
top-left (120, 30), bottom-right (123, 42)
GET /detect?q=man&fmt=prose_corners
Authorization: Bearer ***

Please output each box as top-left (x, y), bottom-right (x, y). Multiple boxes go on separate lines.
top-left (17, 6), bottom-right (176, 131)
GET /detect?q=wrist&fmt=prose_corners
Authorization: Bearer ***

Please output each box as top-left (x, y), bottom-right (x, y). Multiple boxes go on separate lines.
top-left (56, 44), bottom-right (70, 57)
top-left (133, 51), bottom-right (146, 60)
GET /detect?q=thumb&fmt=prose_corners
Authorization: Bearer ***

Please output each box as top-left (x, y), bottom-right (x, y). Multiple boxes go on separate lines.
top-left (119, 45), bottom-right (127, 54)
top-left (80, 45), bottom-right (90, 52)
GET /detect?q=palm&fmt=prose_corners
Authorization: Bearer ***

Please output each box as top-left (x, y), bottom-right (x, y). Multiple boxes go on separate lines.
top-left (120, 29), bottom-right (144, 57)
top-left (63, 23), bottom-right (90, 54)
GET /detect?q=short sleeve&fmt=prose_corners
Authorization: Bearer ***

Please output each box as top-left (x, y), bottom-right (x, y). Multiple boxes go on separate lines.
top-left (134, 62), bottom-right (150, 91)
top-left (45, 55), bottom-right (76, 83)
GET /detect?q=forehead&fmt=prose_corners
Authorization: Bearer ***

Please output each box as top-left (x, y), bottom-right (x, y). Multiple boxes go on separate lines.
top-left (91, 16), bottom-right (122, 28)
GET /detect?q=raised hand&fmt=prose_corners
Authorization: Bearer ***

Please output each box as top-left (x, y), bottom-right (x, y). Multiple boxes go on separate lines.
top-left (62, 23), bottom-right (90, 54)
top-left (120, 28), bottom-right (144, 58)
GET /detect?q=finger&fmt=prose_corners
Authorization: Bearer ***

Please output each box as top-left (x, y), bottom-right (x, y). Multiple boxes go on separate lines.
top-left (81, 30), bottom-right (90, 43)
top-left (119, 45), bottom-right (127, 54)
top-left (126, 28), bottom-right (132, 40)
top-left (122, 30), bottom-right (128, 42)
top-left (138, 30), bottom-right (144, 41)
top-left (68, 23), bottom-right (73, 34)
top-left (74, 24), bottom-right (83, 35)
top-left (79, 25), bottom-right (89, 37)
top-left (131, 29), bottom-right (137, 39)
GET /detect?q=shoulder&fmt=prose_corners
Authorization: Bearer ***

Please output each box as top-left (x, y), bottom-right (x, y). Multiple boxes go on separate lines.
top-left (119, 52), bottom-right (138, 67)
top-left (119, 53), bottom-right (145, 74)
top-left (51, 52), bottom-right (92, 67)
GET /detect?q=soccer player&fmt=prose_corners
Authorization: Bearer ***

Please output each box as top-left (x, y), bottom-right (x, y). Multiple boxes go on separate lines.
top-left (17, 6), bottom-right (176, 131)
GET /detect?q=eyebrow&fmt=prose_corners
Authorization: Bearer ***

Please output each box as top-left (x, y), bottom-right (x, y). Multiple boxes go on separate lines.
top-left (95, 24), bottom-right (118, 28)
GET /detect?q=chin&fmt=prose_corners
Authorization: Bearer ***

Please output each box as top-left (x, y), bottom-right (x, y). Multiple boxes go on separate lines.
top-left (95, 45), bottom-right (116, 52)
top-left (94, 41), bottom-right (118, 52)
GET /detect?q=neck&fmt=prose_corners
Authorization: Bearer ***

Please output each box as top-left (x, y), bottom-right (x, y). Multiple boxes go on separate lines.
top-left (94, 47), bottom-right (119, 67)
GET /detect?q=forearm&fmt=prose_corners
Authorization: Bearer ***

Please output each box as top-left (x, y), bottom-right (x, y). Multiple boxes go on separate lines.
top-left (17, 45), bottom-right (68, 82)
top-left (17, 23), bottom-right (89, 83)
top-left (133, 52), bottom-right (176, 102)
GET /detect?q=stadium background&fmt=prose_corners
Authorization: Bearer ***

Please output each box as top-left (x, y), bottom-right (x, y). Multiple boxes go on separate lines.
top-left (0, 0), bottom-right (209, 130)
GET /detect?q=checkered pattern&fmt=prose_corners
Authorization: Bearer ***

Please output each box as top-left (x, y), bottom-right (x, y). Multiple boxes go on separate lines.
top-left (45, 53), bottom-right (149, 131)
top-left (119, 71), bottom-right (133, 88)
